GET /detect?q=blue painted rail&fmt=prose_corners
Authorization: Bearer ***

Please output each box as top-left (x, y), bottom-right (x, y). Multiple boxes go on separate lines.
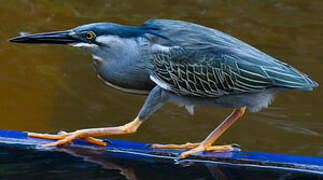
top-left (0, 129), bottom-right (322, 179)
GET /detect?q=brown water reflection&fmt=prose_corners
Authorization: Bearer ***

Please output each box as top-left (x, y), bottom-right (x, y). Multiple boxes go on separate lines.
top-left (0, 0), bottom-right (322, 156)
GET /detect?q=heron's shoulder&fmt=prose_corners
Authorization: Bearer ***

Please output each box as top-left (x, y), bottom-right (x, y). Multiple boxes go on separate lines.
top-left (144, 19), bottom-right (276, 64)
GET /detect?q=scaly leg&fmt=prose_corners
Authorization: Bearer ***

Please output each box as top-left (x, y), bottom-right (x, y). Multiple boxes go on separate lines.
top-left (152, 107), bottom-right (246, 158)
top-left (28, 86), bottom-right (169, 147)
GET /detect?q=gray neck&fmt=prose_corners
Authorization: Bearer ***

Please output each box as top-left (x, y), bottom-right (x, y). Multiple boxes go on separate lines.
top-left (89, 36), bottom-right (155, 93)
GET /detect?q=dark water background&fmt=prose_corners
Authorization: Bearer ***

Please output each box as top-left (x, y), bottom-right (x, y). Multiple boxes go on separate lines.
top-left (0, 0), bottom-right (322, 179)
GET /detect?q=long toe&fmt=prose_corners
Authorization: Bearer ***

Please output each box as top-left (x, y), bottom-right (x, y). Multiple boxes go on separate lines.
top-left (151, 142), bottom-right (199, 149)
top-left (29, 131), bottom-right (107, 147)
top-left (83, 137), bottom-right (107, 146)
top-left (41, 133), bottom-right (79, 147)
top-left (179, 144), bottom-right (234, 159)
top-left (28, 132), bottom-right (69, 139)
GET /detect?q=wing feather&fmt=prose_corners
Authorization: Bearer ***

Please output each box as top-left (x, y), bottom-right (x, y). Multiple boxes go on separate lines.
top-left (146, 19), bottom-right (318, 94)
top-left (149, 48), bottom-right (273, 97)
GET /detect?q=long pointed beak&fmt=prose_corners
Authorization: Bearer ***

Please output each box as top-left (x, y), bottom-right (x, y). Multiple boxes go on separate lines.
top-left (9, 30), bottom-right (77, 44)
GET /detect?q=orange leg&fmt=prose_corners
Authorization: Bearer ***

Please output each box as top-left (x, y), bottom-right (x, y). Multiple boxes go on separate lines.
top-left (28, 117), bottom-right (143, 147)
top-left (152, 107), bottom-right (246, 158)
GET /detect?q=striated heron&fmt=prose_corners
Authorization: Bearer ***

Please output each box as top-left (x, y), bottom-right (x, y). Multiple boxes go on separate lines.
top-left (9, 19), bottom-right (318, 158)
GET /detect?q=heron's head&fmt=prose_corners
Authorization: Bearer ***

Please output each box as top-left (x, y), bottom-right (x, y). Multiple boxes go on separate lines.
top-left (9, 22), bottom-right (164, 60)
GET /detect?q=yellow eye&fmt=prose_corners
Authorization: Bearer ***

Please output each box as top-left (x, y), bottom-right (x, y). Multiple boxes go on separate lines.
top-left (86, 31), bottom-right (95, 40)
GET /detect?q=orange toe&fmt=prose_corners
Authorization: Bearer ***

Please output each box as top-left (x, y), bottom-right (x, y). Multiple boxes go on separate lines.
top-left (28, 132), bottom-right (67, 140)
top-left (151, 142), bottom-right (199, 149)
top-left (29, 131), bottom-right (107, 147)
top-left (179, 144), bottom-right (233, 159)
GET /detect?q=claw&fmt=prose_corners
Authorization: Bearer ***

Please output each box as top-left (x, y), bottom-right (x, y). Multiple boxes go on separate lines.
top-left (145, 143), bottom-right (153, 148)
top-left (231, 143), bottom-right (240, 148)
top-left (103, 139), bottom-right (113, 145)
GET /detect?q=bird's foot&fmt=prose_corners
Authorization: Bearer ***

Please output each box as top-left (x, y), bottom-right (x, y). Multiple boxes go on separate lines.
top-left (28, 117), bottom-right (143, 147)
top-left (179, 144), bottom-right (233, 159)
top-left (151, 143), bottom-right (233, 159)
top-left (28, 130), bottom-right (107, 147)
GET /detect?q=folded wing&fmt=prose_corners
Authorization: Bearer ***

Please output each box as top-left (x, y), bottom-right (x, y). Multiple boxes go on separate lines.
top-left (146, 19), bottom-right (317, 96)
